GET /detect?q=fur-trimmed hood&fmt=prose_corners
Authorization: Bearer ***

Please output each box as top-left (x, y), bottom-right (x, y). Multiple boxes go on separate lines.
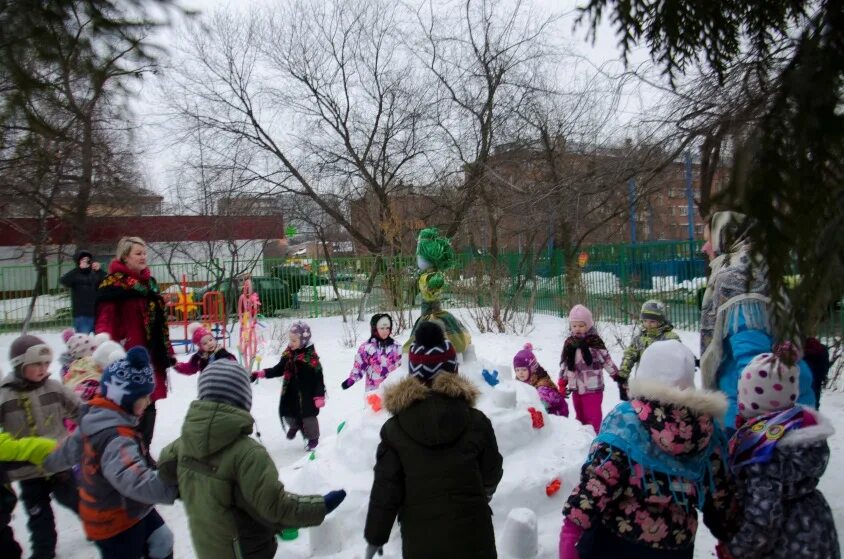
top-left (628, 378), bottom-right (728, 419)
top-left (779, 406), bottom-right (835, 448)
top-left (383, 373), bottom-right (479, 415)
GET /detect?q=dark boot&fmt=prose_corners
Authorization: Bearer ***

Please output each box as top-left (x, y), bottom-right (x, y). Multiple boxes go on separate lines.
top-left (18, 478), bottom-right (56, 559)
top-left (305, 439), bottom-right (318, 451)
top-left (286, 426), bottom-right (299, 440)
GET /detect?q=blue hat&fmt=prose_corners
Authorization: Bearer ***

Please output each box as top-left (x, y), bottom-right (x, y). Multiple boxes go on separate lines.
top-left (100, 346), bottom-right (155, 411)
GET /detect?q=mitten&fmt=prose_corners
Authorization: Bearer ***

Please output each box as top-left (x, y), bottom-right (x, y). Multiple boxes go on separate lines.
top-left (341, 378), bottom-right (354, 390)
top-left (250, 370), bottom-right (266, 383)
top-left (365, 544), bottom-right (384, 559)
top-left (314, 396), bottom-right (326, 408)
top-left (482, 369), bottom-right (500, 387)
top-left (168, 356), bottom-right (178, 367)
top-left (557, 376), bottom-right (567, 394)
top-left (323, 489), bottom-right (346, 513)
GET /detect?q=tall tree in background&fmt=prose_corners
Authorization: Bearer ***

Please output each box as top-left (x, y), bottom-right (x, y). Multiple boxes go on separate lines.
top-left (577, 0), bottom-right (843, 338)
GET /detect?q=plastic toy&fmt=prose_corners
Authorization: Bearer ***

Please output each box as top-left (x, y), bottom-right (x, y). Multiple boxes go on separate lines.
top-left (337, 421), bottom-right (347, 434)
top-left (237, 277), bottom-right (263, 371)
top-left (545, 479), bottom-right (561, 497)
top-left (366, 393), bottom-right (383, 412)
top-left (278, 528), bottom-right (299, 541)
top-left (482, 369), bottom-right (500, 387)
top-left (528, 407), bottom-right (544, 429)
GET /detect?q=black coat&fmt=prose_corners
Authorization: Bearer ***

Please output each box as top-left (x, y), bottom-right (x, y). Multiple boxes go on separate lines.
top-left (364, 374), bottom-right (503, 559)
top-left (264, 344), bottom-right (325, 419)
top-left (60, 265), bottom-right (105, 318)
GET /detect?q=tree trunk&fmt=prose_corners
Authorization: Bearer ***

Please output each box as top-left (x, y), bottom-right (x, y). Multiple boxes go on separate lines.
top-left (72, 115), bottom-right (94, 246)
top-left (319, 237), bottom-right (348, 323)
top-left (357, 254), bottom-right (382, 321)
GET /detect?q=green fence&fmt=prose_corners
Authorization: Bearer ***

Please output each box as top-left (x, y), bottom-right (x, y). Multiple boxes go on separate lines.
top-left (1, 240), bottom-right (841, 339)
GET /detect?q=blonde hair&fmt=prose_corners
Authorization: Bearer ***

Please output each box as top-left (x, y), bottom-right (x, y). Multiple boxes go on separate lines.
top-left (115, 236), bottom-right (147, 262)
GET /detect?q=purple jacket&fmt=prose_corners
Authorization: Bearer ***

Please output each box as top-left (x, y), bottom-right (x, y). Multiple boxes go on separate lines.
top-left (346, 339), bottom-right (402, 391)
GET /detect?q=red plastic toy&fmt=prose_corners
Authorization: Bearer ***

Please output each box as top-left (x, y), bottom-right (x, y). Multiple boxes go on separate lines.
top-left (528, 407), bottom-right (544, 429)
top-left (367, 393), bottom-right (383, 412)
top-left (545, 479), bottom-right (562, 496)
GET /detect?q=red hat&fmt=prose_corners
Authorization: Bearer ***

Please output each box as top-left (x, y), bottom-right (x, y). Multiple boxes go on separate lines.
top-left (188, 322), bottom-right (213, 346)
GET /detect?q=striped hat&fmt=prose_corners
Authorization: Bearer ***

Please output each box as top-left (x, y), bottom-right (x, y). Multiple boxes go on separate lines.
top-left (198, 360), bottom-right (253, 411)
top-left (408, 321), bottom-right (457, 382)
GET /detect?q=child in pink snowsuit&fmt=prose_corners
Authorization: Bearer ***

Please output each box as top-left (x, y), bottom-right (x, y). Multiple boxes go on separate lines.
top-left (341, 313), bottom-right (402, 392)
top-left (513, 343), bottom-right (568, 417)
top-left (559, 305), bottom-right (619, 433)
top-left (173, 323), bottom-right (236, 376)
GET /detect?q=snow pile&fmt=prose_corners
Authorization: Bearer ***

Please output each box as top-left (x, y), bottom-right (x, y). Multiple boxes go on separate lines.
top-left (651, 276), bottom-right (706, 293)
top-left (582, 271), bottom-right (621, 294)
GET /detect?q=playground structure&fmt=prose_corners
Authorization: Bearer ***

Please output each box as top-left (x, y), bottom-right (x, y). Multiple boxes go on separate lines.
top-left (237, 276), bottom-right (264, 372)
top-left (164, 273), bottom-right (229, 352)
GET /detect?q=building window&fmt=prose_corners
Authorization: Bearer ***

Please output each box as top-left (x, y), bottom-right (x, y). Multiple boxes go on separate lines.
top-left (678, 206), bottom-right (688, 216)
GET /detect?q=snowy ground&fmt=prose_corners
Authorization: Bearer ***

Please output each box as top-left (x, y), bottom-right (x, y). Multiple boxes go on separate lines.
top-left (2, 312), bottom-right (842, 558)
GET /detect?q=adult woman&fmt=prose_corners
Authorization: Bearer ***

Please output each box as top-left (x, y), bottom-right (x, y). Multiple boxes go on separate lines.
top-left (95, 237), bottom-right (174, 447)
top-left (699, 212), bottom-right (815, 431)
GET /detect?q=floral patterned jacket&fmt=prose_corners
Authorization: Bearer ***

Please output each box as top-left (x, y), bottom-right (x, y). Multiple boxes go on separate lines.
top-left (563, 380), bottom-right (738, 552)
top-left (345, 338), bottom-right (402, 391)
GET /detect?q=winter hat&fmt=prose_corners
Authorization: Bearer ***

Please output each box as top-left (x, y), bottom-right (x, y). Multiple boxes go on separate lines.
top-left (62, 328), bottom-right (75, 343)
top-left (65, 332), bottom-right (110, 361)
top-left (197, 360), bottom-right (253, 411)
top-left (633, 340), bottom-right (696, 390)
top-left (289, 321), bottom-right (312, 347)
top-left (408, 321), bottom-right (458, 382)
top-left (93, 340), bottom-right (127, 369)
top-left (9, 335), bottom-right (53, 375)
top-left (737, 343), bottom-right (801, 419)
top-left (100, 346), bottom-right (154, 411)
top-left (513, 343), bottom-right (539, 374)
top-left (370, 313), bottom-right (393, 341)
top-left (188, 322), bottom-right (213, 347)
top-left (568, 305), bottom-right (594, 330)
top-left (640, 299), bottom-right (669, 324)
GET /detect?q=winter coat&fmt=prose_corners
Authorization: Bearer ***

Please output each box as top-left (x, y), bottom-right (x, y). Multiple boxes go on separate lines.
top-left (173, 347), bottom-right (237, 376)
top-left (519, 365), bottom-right (568, 416)
top-left (95, 259), bottom-right (175, 402)
top-left (727, 407), bottom-right (840, 559)
top-left (263, 344), bottom-right (325, 420)
top-left (60, 258), bottom-right (106, 318)
top-left (364, 374), bottom-right (503, 559)
top-left (563, 379), bottom-right (737, 558)
top-left (0, 374), bottom-right (80, 481)
top-left (561, 330), bottom-right (619, 395)
top-left (44, 396), bottom-right (177, 540)
top-left (346, 338), bottom-right (402, 391)
top-left (804, 337), bottom-right (830, 407)
top-left (619, 323), bottom-right (680, 380)
top-left (0, 432), bottom-right (57, 522)
top-left (158, 400), bottom-right (327, 559)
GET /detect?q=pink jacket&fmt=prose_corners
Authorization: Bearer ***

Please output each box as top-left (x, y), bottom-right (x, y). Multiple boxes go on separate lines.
top-left (561, 346), bottom-right (618, 395)
top-left (346, 339), bottom-right (402, 391)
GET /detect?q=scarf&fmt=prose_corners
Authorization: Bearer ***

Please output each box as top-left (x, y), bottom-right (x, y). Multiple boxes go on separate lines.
top-left (729, 406), bottom-right (804, 473)
top-left (97, 267), bottom-right (172, 368)
top-left (561, 328), bottom-right (607, 370)
top-left (280, 344), bottom-right (322, 393)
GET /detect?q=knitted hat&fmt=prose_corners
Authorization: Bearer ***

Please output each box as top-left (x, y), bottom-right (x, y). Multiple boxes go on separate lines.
top-left (640, 299), bottom-right (669, 324)
top-left (93, 341), bottom-right (127, 369)
top-left (100, 346), bottom-right (155, 411)
top-left (197, 360), bottom-right (253, 411)
top-left (188, 322), bottom-right (212, 346)
top-left (9, 335), bottom-right (53, 375)
top-left (513, 343), bottom-right (539, 374)
top-left (634, 340), bottom-right (695, 390)
top-left (408, 321), bottom-right (457, 382)
top-left (568, 305), bottom-right (594, 330)
top-left (737, 344), bottom-right (800, 419)
top-left (289, 321), bottom-right (312, 347)
top-left (76, 250), bottom-right (93, 264)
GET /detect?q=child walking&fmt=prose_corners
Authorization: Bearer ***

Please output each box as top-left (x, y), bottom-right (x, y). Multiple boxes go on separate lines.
top-left (0, 335), bottom-right (81, 559)
top-left (45, 347), bottom-right (178, 559)
top-left (341, 313), bottom-right (401, 392)
top-left (724, 345), bottom-right (839, 559)
top-left (512, 343), bottom-right (568, 416)
top-left (173, 322), bottom-right (236, 376)
top-left (253, 321), bottom-right (326, 451)
top-left (559, 305), bottom-right (619, 432)
top-left (618, 299), bottom-right (680, 399)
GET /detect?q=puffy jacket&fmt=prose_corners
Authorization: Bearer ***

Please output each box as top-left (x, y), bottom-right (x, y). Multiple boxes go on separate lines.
top-left (158, 400), bottom-right (327, 559)
top-left (346, 338), bottom-right (402, 391)
top-left (619, 323), bottom-right (680, 379)
top-left (263, 344), bottom-right (325, 419)
top-left (60, 256), bottom-right (106, 318)
top-left (364, 374), bottom-right (503, 559)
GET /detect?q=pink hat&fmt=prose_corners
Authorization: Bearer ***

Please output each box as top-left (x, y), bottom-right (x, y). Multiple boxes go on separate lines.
top-left (513, 343), bottom-right (538, 374)
top-left (188, 322), bottom-right (213, 346)
top-left (568, 305), bottom-right (594, 330)
top-left (738, 343), bottom-right (801, 419)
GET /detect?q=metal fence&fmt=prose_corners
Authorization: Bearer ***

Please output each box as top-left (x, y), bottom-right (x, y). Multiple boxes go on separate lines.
top-left (2, 240), bottom-right (841, 339)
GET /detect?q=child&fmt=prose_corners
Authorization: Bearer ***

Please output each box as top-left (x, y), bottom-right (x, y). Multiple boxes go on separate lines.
top-left (173, 322), bottom-right (236, 376)
top-left (253, 321), bottom-right (326, 451)
top-left (62, 333), bottom-right (121, 404)
top-left (618, 299), bottom-right (680, 398)
top-left (725, 345), bottom-right (839, 559)
top-left (560, 340), bottom-right (737, 559)
top-left (158, 360), bottom-right (346, 559)
top-left (513, 343), bottom-right (568, 417)
top-left (559, 305), bottom-right (619, 432)
top-left (45, 347), bottom-right (178, 559)
top-left (59, 328), bottom-right (110, 378)
top-left (341, 313), bottom-right (402, 392)
top-left (0, 335), bottom-right (81, 559)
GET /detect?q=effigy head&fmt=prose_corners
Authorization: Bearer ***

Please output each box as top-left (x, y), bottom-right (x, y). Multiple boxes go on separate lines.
top-left (415, 227), bottom-right (455, 271)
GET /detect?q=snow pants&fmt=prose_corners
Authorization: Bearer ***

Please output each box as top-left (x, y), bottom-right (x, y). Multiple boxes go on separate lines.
top-left (18, 471), bottom-right (79, 559)
top-left (95, 509), bottom-right (173, 559)
top-left (572, 391), bottom-right (603, 434)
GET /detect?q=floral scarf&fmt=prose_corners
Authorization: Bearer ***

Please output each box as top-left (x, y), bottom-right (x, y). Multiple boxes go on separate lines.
top-left (280, 344), bottom-right (322, 391)
top-left (561, 328), bottom-right (607, 370)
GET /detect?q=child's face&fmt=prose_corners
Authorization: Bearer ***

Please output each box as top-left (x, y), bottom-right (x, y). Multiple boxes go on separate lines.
top-left (376, 318), bottom-right (392, 340)
top-left (570, 320), bottom-right (589, 336)
top-left (22, 362), bottom-right (50, 383)
top-left (132, 395), bottom-right (151, 417)
top-left (514, 367), bottom-right (530, 381)
top-left (289, 332), bottom-right (301, 350)
top-left (642, 319), bottom-right (661, 330)
top-left (200, 335), bottom-right (217, 354)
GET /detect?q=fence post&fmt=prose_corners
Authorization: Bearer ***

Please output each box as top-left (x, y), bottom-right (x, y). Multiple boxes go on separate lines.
top-left (620, 243), bottom-right (630, 324)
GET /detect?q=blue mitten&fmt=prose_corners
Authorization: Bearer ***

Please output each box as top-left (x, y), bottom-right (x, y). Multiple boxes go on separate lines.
top-left (482, 369), bottom-right (500, 387)
top-left (324, 489), bottom-right (347, 513)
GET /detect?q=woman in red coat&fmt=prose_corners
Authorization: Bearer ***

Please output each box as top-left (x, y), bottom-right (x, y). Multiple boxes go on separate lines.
top-left (95, 236), bottom-right (175, 447)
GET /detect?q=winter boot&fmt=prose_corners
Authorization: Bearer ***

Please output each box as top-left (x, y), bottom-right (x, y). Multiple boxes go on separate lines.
top-left (305, 439), bottom-right (318, 451)
top-left (286, 426), bottom-right (299, 440)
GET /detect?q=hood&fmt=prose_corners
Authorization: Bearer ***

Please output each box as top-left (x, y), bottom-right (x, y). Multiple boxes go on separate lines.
top-left (383, 374), bottom-right (480, 447)
top-left (779, 407), bottom-right (835, 449)
top-left (629, 378), bottom-right (727, 456)
top-left (368, 313), bottom-right (394, 346)
top-left (75, 250), bottom-right (93, 264)
top-left (107, 258), bottom-right (150, 281)
top-left (179, 400), bottom-right (254, 459)
top-left (641, 322), bottom-right (675, 338)
top-left (80, 397), bottom-right (138, 435)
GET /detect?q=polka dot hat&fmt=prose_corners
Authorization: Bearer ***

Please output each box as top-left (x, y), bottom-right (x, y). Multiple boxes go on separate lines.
top-left (737, 350), bottom-right (800, 419)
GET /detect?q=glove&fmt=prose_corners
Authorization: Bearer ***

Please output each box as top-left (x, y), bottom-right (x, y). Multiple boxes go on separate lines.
top-left (168, 356), bottom-right (178, 367)
top-left (557, 376), bottom-right (567, 394)
top-left (250, 370), bottom-right (266, 383)
top-left (617, 380), bottom-right (629, 401)
top-left (481, 369), bottom-right (499, 387)
top-left (314, 396), bottom-right (326, 408)
top-left (323, 489), bottom-right (346, 513)
top-left (341, 378), bottom-right (354, 390)
top-left (365, 544), bottom-right (384, 559)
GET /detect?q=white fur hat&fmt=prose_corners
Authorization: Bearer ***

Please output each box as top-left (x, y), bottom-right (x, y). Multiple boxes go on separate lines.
top-left (635, 340), bottom-right (696, 390)
top-left (93, 340), bottom-right (127, 368)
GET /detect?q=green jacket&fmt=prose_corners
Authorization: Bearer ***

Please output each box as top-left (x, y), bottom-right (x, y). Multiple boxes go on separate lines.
top-left (619, 323), bottom-right (681, 379)
top-left (158, 400), bottom-right (327, 559)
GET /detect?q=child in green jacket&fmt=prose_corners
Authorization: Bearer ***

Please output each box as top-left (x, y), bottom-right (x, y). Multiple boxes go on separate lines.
top-left (618, 300), bottom-right (680, 399)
